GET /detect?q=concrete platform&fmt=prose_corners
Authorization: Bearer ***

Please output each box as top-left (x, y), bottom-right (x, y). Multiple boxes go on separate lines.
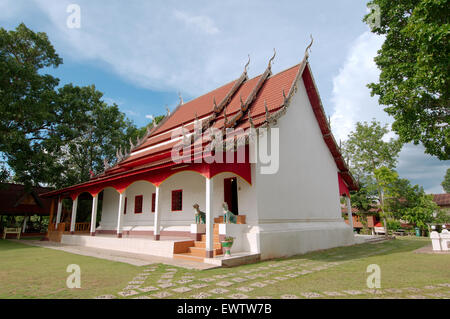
top-left (60, 234), bottom-right (192, 258)
top-left (10, 239), bottom-right (218, 269)
top-left (205, 252), bottom-right (261, 267)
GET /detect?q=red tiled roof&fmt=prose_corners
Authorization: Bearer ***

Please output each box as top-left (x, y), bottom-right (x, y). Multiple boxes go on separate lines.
top-left (433, 193), bottom-right (450, 206)
top-left (42, 55), bottom-right (358, 197)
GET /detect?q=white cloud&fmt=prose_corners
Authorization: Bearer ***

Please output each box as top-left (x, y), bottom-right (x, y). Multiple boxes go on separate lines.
top-left (145, 114), bottom-right (154, 120)
top-left (173, 10), bottom-right (219, 35)
top-left (330, 30), bottom-right (449, 193)
top-left (330, 31), bottom-right (386, 142)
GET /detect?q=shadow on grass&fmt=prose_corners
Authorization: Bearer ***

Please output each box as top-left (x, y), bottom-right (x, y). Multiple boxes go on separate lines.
top-left (239, 237), bottom-right (432, 268)
top-left (0, 240), bottom-right (40, 251)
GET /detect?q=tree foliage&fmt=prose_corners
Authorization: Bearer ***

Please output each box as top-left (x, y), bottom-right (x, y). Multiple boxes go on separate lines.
top-left (442, 168), bottom-right (450, 193)
top-left (364, 0), bottom-right (450, 160)
top-left (0, 23), bottom-right (158, 188)
top-left (342, 120), bottom-right (403, 182)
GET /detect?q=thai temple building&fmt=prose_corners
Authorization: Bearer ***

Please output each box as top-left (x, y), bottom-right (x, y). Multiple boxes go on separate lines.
top-left (43, 44), bottom-right (358, 266)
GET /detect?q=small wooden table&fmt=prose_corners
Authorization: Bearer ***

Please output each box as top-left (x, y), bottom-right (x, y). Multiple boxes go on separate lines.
top-left (2, 227), bottom-right (21, 240)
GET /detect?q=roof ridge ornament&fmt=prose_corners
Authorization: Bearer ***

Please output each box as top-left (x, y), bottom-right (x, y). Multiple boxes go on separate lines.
top-left (268, 48), bottom-right (276, 70)
top-left (282, 89), bottom-right (288, 105)
top-left (166, 105), bottom-right (171, 116)
top-left (213, 97), bottom-right (219, 113)
top-left (240, 95), bottom-right (246, 112)
top-left (304, 34), bottom-right (314, 60)
top-left (178, 92), bottom-right (184, 105)
top-left (223, 106), bottom-right (228, 125)
top-left (248, 111), bottom-right (255, 129)
top-left (244, 54), bottom-right (250, 73)
top-left (265, 100), bottom-right (270, 122)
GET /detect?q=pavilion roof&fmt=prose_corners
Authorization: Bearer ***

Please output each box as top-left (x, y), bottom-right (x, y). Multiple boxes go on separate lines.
top-left (42, 47), bottom-right (358, 198)
top-left (0, 183), bottom-right (53, 216)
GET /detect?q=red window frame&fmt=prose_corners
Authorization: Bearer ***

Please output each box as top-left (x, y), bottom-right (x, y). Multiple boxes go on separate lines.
top-left (171, 190), bottom-right (182, 212)
top-left (151, 193), bottom-right (156, 213)
top-left (134, 195), bottom-right (143, 214)
top-left (124, 197), bottom-right (127, 215)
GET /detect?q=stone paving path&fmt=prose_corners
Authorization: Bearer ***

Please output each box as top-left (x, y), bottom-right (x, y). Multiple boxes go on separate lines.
top-left (94, 257), bottom-right (450, 300)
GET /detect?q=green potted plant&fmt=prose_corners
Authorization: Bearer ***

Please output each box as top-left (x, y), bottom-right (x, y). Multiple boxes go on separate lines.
top-left (221, 236), bottom-right (234, 257)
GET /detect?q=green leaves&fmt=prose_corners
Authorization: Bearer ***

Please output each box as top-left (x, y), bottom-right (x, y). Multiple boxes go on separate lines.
top-left (364, 0), bottom-right (450, 160)
top-left (0, 23), bottom-right (158, 188)
top-left (342, 120), bottom-right (403, 181)
top-left (442, 168), bottom-right (450, 193)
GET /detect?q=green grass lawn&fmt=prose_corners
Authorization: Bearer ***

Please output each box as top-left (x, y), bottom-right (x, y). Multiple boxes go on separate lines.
top-left (0, 237), bottom-right (449, 299)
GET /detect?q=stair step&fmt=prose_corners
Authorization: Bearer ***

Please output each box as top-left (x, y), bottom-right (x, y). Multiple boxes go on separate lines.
top-left (188, 246), bottom-right (222, 256)
top-left (201, 234), bottom-right (221, 242)
top-left (194, 241), bottom-right (222, 249)
top-left (173, 253), bottom-right (205, 262)
top-left (187, 247), bottom-right (208, 257)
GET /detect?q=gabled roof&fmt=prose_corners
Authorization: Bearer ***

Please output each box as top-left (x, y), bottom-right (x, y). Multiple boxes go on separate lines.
top-left (433, 193), bottom-right (450, 207)
top-left (42, 49), bottom-right (358, 198)
top-left (0, 183), bottom-right (53, 215)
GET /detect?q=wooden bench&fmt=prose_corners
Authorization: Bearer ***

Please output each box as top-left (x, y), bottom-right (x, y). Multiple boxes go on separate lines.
top-left (2, 227), bottom-right (21, 240)
top-left (374, 227), bottom-right (385, 235)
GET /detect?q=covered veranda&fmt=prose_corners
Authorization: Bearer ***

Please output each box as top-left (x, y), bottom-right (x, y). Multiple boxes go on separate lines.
top-left (42, 159), bottom-right (252, 259)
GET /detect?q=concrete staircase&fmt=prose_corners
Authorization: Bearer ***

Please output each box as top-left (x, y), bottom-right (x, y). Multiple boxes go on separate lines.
top-left (173, 224), bottom-right (223, 261)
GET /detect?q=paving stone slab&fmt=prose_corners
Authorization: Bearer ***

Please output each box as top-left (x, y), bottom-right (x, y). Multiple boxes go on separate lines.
top-left (343, 290), bottom-right (364, 295)
top-left (228, 294), bottom-right (249, 299)
top-left (209, 288), bottom-right (230, 294)
top-left (94, 294), bottom-right (117, 299)
top-left (118, 290), bottom-right (139, 297)
top-left (172, 287), bottom-right (192, 293)
top-left (124, 285), bottom-right (141, 290)
top-left (138, 286), bottom-right (159, 292)
top-left (152, 291), bottom-right (172, 298)
top-left (128, 280), bottom-right (145, 285)
top-left (323, 291), bottom-right (345, 297)
top-left (301, 292), bottom-right (322, 298)
top-left (158, 283), bottom-right (175, 288)
top-left (236, 286), bottom-right (254, 292)
top-left (176, 279), bottom-right (193, 284)
top-left (199, 277), bottom-right (216, 282)
top-left (384, 288), bottom-right (403, 294)
top-left (273, 276), bottom-right (288, 281)
top-left (255, 296), bottom-right (271, 299)
top-left (216, 281), bottom-right (233, 287)
top-left (250, 282), bottom-right (267, 288)
top-left (232, 277), bottom-right (247, 283)
top-left (281, 294), bottom-right (299, 299)
top-left (190, 283), bottom-right (209, 289)
top-left (191, 292), bottom-right (211, 299)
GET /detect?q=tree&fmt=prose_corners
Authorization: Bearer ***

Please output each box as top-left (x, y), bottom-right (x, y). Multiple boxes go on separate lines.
top-left (375, 166), bottom-right (444, 235)
top-left (364, 0), bottom-right (450, 160)
top-left (342, 120), bottom-right (403, 182)
top-left (0, 23), bottom-right (156, 188)
top-left (442, 168), bottom-right (450, 193)
top-left (374, 166), bottom-right (400, 236)
top-left (44, 84), bottom-right (148, 188)
top-left (343, 120), bottom-right (403, 236)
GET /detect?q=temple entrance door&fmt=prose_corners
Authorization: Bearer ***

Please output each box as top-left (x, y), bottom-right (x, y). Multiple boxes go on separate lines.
top-left (224, 177), bottom-right (239, 215)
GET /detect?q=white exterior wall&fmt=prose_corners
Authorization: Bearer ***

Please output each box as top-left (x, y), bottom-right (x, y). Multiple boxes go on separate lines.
top-left (97, 171), bottom-right (256, 236)
top-left (253, 76), bottom-right (354, 259)
top-left (98, 187), bottom-right (119, 230)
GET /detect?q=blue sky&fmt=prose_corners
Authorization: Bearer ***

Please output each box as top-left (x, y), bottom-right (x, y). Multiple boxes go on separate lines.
top-left (1, 0), bottom-right (448, 193)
